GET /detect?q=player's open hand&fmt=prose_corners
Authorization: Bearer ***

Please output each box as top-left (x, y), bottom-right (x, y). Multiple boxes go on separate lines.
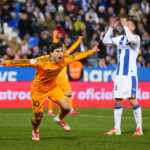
top-left (111, 17), bottom-right (119, 28)
top-left (0, 59), bottom-right (6, 66)
top-left (92, 44), bottom-right (100, 52)
top-left (120, 18), bottom-right (127, 27)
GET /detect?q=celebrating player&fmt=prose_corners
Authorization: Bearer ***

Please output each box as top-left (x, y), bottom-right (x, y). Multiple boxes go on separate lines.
top-left (48, 33), bottom-right (82, 116)
top-left (0, 43), bottom-right (100, 141)
top-left (103, 18), bottom-right (143, 136)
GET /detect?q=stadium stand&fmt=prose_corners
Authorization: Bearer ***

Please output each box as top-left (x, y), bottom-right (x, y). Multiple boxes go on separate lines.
top-left (0, 0), bottom-right (149, 67)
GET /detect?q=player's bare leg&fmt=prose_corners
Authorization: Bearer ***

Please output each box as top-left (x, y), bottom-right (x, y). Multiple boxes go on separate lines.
top-left (48, 100), bottom-right (56, 116)
top-left (54, 98), bottom-right (71, 132)
top-left (31, 112), bottom-right (43, 141)
top-left (65, 91), bottom-right (80, 115)
top-left (104, 99), bottom-right (122, 135)
top-left (129, 98), bottom-right (143, 135)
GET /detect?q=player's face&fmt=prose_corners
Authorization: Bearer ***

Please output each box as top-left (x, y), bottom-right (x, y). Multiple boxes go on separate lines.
top-left (51, 47), bottom-right (64, 63)
top-left (127, 21), bottom-right (135, 33)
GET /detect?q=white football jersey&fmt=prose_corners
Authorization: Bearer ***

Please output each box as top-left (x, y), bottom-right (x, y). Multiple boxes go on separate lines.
top-left (103, 27), bottom-right (140, 77)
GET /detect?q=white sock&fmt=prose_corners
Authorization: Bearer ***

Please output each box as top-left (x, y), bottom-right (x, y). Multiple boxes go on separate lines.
top-left (133, 105), bottom-right (142, 130)
top-left (114, 106), bottom-right (123, 131)
top-left (55, 115), bottom-right (61, 121)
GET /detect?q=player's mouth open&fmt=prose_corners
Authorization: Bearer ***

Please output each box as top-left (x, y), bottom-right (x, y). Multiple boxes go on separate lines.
top-left (59, 57), bottom-right (62, 60)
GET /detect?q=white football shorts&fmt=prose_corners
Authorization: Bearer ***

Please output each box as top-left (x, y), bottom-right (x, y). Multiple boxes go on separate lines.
top-left (114, 75), bottom-right (138, 99)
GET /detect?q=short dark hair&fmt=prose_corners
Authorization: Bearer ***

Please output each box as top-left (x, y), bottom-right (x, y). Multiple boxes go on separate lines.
top-left (127, 18), bottom-right (136, 27)
top-left (48, 43), bottom-right (63, 53)
top-left (127, 18), bottom-right (137, 32)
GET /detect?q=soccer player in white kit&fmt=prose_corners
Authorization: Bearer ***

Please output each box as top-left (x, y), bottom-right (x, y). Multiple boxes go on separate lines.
top-left (103, 18), bottom-right (143, 136)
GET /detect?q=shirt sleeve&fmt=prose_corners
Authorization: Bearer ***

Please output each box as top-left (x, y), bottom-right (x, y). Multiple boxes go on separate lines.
top-left (103, 27), bottom-right (122, 45)
top-left (123, 26), bottom-right (140, 44)
top-left (64, 50), bottom-right (95, 65)
top-left (52, 32), bottom-right (58, 43)
top-left (67, 38), bottom-right (82, 54)
top-left (6, 59), bottom-right (37, 67)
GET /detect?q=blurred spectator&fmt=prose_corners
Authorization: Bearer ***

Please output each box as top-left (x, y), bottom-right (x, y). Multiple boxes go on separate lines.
top-left (74, 16), bottom-right (84, 32)
top-left (85, 7), bottom-right (99, 24)
top-left (26, 0), bottom-right (35, 10)
top-left (108, 58), bottom-right (117, 67)
top-left (38, 31), bottom-right (51, 54)
top-left (118, 8), bottom-right (127, 18)
top-left (86, 40), bottom-right (99, 67)
top-left (0, 39), bottom-right (7, 57)
top-left (44, 13), bottom-right (56, 32)
top-left (45, 0), bottom-right (56, 15)
top-left (140, 0), bottom-right (149, 14)
top-left (56, 5), bottom-right (65, 22)
top-left (65, 24), bottom-right (76, 40)
top-left (106, 45), bottom-right (115, 58)
top-left (98, 58), bottom-right (106, 68)
top-left (145, 47), bottom-right (150, 65)
top-left (141, 16), bottom-right (150, 33)
top-left (141, 31), bottom-right (149, 54)
top-left (32, 45), bottom-right (41, 58)
top-left (107, 0), bottom-right (118, 14)
top-left (55, 23), bottom-right (66, 38)
top-left (137, 22), bottom-right (145, 36)
top-left (105, 55), bottom-right (112, 66)
top-left (107, 7), bottom-right (116, 18)
top-left (36, 0), bottom-right (46, 14)
top-left (35, 18), bottom-right (47, 36)
top-left (66, 0), bottom-right (78, 14)
top-left (118, 0), bottom-right (129, 13)
top-left (1, 34), bottom-right (27, 56)
top-left (98, 6), bottom-right (107, 22)
top-left (64, 16), bottom-right (72, 29)
top-left (18, 13), bottom-right (30, 40)
top-left (129, 3), bottom-right (143, 21)
top-left (1, 3), bottom-right (11, 22)
top-left (33, 6), bottom-right (45, 21)
top-left (137, 55), bottom-right (146, 67)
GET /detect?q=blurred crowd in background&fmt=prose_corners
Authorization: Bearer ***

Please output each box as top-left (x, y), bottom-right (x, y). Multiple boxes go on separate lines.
top-left (0, 0), bottom-right (150, 68)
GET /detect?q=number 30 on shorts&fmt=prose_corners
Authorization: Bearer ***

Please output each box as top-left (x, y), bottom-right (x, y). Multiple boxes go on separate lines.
top-left (32, 99), bottom-right (40, 107)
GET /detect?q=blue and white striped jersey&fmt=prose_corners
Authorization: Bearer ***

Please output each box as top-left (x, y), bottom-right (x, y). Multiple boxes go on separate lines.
top-left (103, 27), bottom-right (140, 76)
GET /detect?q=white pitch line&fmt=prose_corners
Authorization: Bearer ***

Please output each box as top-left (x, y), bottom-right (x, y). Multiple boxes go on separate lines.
top-left (74, 114), bottom-right (148, 119)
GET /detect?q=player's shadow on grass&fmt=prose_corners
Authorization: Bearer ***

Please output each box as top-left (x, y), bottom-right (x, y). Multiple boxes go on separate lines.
top-left (41, 136), bottom-right (79, 140)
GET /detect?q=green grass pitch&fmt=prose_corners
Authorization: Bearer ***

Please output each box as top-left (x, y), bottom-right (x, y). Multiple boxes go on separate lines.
top-left (0, 108), bottom-right (150, 150)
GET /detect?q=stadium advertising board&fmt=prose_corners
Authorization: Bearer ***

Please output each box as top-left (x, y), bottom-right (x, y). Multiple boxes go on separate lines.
top-left (0, 82), bottom-right (150, 108)
top-left (0, 67), bottom-right (150, 81)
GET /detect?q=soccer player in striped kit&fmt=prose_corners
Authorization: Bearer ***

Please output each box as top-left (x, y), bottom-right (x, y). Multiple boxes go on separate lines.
top-left (103, 18), bottom-right (143, 136)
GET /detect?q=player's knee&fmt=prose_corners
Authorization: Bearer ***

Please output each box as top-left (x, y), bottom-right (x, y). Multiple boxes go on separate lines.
top-left (129, 98), bottom-right (138, 107)
top-left (114, 99), bottom-right (122, 107)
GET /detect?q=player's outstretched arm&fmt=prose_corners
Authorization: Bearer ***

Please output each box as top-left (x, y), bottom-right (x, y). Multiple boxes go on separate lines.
top-left (64, 44), bottom-right (100, 65)
top-left (0, 58), bottom-right (37, 67)
top-left (67, 36), bottom-right (82, 54)
top-left (120, 18), bottom-right (140, 44)
top-left (103, 18), bottom-right (119, 45)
